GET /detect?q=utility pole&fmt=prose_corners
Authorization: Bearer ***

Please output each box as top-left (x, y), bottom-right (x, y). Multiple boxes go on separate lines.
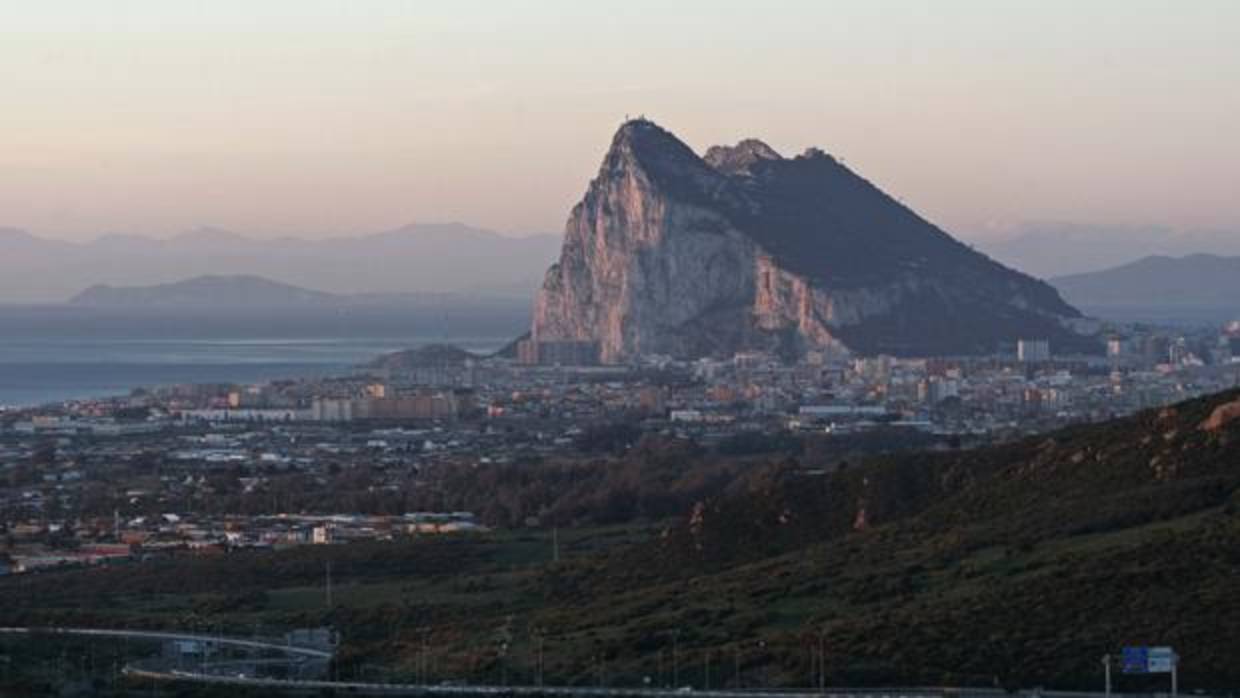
top-left (1102, 654), bottom-right (1111, 697)
top-left (704, 650), bottom-right (710, 690)
top-left (1171, 652), bottom-right (1178, 698)
top-left (325, 561), bottom-right (333, 608)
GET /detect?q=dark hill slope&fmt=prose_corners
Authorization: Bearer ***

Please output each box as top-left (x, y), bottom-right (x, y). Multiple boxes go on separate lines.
top-left (5, 392), bottom-right (1239, 690)
top-left (633, 389), bottom-right (1240, 574)
top-left (555, 389), bottom-right (1240, 687)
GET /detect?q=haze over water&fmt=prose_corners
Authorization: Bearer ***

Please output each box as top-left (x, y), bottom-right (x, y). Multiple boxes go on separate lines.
top-left (0, 307), bottom-right (515, 406)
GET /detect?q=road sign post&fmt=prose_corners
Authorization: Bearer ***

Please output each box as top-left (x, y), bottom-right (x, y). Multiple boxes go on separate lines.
top-left (1121, 646), bottom-right (1179, 696)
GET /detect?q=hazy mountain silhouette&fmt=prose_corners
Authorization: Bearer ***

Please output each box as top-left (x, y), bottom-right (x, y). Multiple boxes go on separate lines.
top-left (1052, 253), bottom-right (1240, 310)
top-left (68, 273), bottom-right (528, 309)
top-left (71, 275), bottom-right (340, 307)
top-left (976, 222), bottom-right (1240, 278)
top-left (0, 223), bottom-right (560, 303)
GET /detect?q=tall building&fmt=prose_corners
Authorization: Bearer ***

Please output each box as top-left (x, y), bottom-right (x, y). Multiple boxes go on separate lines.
top-left (1017, 339), bottom-right (1051, 363)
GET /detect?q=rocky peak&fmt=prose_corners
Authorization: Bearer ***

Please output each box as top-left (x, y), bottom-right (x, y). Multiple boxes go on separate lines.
top-left (534, 119), bottom-right (1095, 361)
top-left (602, 119), bottom-right (707, 177)
top-left (703, 138), bottom-right (783, 174)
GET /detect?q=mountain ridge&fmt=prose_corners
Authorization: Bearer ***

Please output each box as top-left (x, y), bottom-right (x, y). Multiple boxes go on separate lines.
top-left (0, 223), bottom-right (560, 302)
top-left (977, 222), bottom-right (1240, 278)
top-left (1051, 253), bottom-right (1240, 309)
top-left (534, 119), bottom-right (1093, 361)
top-left (68, 273), bottom-right (530, 308)
top-left (70, 274), bottom-right (338, 307)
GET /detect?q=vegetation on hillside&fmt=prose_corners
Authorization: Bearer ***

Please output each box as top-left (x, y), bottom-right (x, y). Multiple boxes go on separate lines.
top-left (3, 390), bottom-right (1239, 694)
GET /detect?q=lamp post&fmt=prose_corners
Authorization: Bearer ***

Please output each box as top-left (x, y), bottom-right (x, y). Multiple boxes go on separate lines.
top-left (734, 643), bottom-right (741, 689)
top-left (533, 629), bottom-right (545, 687)
top-left (421, 628), bottom-right (430, 685)
top-left (818, 628), bottom-right (829, 694)
top-left (755, 639), bottom-right (767, 688)
top-left (704, 649), bottom-right (711, 690)
top-left (671, 630), bottom-right (681, 688)
top-left (500, 641), bottom-right (509, 686)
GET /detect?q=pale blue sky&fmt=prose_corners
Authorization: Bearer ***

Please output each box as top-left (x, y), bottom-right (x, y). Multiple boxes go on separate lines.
top-left (2, 0), bottom-right (1237, 239)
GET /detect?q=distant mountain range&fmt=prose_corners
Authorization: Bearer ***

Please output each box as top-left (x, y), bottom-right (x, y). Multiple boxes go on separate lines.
top-left (73, 274), bottom-right (348, 307)
top-left (0, 223), bottom-right (560, 303)
top-left (976, 222), bottom-right (1240, 278)
top-left (58, 273), bottom-right (534, 342)
top-left (1051, 254), bottom-right (1240, 321)
top-left (69, 273), bottom-right (533, 309)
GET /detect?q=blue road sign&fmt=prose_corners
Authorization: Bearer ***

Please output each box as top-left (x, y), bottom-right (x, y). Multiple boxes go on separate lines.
top-left (1123, 646), bottom-right (1176, 674)
top-left (1122, 647), bottom-right (1149, 674)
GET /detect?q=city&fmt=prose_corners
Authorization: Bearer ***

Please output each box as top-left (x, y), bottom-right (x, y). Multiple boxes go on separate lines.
top-left (3, 320), bottom-right (1238, 578)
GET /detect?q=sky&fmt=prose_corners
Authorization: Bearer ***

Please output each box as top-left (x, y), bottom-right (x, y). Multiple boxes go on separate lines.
top-left (2, 0), bottom-right (1238, 241)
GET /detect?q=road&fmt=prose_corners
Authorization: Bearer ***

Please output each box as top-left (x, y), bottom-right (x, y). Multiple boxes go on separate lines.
top-left (0, 625), bottom-right (332, 658)
top-left (0, 626), bottom-right (1179, 698)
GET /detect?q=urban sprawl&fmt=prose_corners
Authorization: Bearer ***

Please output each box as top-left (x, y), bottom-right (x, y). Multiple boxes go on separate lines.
top-left (2, 320), bottom-right (1238, 578)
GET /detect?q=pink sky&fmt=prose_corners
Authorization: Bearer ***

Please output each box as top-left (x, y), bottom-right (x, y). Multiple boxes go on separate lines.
top-left (2, 1), bottom-right (1238, 241)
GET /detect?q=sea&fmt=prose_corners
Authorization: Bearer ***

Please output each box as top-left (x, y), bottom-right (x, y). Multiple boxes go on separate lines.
top-left (0, 305), bottom-right (524, 407)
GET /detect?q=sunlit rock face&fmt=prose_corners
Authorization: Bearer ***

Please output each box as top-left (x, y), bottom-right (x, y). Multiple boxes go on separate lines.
top-left (534, 119), bottom-right (1089, 362)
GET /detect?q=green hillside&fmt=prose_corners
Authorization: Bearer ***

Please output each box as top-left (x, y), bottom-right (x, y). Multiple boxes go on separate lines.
top-left (3, 390), bottom-right (1239, 693)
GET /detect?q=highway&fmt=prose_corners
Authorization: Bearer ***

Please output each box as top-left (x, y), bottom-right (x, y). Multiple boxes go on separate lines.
top-left (0, 625), bottom-right (333, 658)
top-left (0, 626), bottom-right (1186, 698)
top-left (124, 663), bottom-right (958, 698)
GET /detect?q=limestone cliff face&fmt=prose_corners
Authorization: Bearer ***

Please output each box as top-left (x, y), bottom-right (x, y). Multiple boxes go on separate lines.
top-left (534, 119), bottom-right (1092, 362)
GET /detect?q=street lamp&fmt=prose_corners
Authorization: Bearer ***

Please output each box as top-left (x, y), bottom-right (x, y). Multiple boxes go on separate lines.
top-left (421, 628), bottom-right (431, 685)
top-left (818, 627), bottom-right (829, 694)
top-left (671, 629), bottom-right (681, 687)
top-left (532, 628), bottom-right (545, 687)
top-left (733, 641), bottom-right (741, 689)
top-left (754, 639), bottom-right (767, 688)
top-left (500, 641), bottom-right (509, 686)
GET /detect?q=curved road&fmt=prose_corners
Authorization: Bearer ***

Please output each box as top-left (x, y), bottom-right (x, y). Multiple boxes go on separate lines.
top-left (0, 625), bottom-right (332, 659)
top-left (0, 626), bottom-right (1135, 698)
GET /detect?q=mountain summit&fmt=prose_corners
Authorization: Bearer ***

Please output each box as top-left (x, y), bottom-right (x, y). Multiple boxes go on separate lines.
top-left (534, 119), bottom-right (1091, 361)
